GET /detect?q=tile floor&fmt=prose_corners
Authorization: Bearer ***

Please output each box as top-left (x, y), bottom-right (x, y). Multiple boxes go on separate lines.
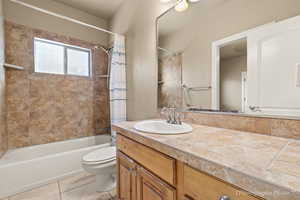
top-left (2, 172), bottom-right (116, 200)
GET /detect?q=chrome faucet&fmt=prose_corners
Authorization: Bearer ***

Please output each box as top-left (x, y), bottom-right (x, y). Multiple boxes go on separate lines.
top-left (249, 105), bottom-right (261, 112)
top-left (161, 107), bottom-right (183, 125)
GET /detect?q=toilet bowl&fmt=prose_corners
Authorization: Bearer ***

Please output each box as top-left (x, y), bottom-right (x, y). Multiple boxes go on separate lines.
top-left (82, 146), bottom-right (116, 192)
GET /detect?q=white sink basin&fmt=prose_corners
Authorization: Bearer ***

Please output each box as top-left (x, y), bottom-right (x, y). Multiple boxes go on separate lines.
top-left (134, 120), bottom-right (193, 135)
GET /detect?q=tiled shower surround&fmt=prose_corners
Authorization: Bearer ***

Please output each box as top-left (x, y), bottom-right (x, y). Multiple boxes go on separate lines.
top-left (158, 53), bottom-right (182, 108)
top-left (5, 21), bottom-right (110, 149)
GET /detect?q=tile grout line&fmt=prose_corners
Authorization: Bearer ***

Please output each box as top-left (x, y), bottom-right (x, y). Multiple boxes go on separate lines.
top-left (266, 141), bottom-right (291, 170)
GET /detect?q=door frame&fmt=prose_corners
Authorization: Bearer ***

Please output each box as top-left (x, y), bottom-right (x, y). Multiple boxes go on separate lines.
top-left (211, 22), bottom-right (275, 110)
top-left (241, 71), bottom-right (247, 113)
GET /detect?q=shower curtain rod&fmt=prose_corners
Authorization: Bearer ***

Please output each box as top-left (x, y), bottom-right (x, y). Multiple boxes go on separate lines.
top-left (4, 63), bottom-right (24, 70)
top-left (10, 0), bottom-right (119, 36)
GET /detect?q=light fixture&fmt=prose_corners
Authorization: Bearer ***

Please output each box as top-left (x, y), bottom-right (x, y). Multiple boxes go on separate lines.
top-left (175, 0), bottom-right (189, 12)
top-left (188, 0), bottom-right (201, 2)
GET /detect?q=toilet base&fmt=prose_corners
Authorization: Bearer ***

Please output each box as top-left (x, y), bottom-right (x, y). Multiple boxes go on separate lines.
top-left (81, 147), bottom-right (117, 193)
top-left (95, 173), bottom-right (116, 192)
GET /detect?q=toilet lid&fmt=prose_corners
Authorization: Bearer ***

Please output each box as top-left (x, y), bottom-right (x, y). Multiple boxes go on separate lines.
top-left (83, 146), bottom-right (116, 163)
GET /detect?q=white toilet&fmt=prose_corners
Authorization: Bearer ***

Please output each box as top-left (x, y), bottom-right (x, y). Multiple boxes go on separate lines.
top-left (82, 146), bottom-right (117, 192)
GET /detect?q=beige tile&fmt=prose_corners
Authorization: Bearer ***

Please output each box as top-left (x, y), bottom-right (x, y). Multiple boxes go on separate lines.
top-left (61, 183), bottom-right (112, 200)
top-left (33, 29), bottom-right (69, 47)
top-left (269, 141), bottom-right (300, 177)
top-left (9, 182), bottom-right (60, 200)
top-left (59, 172), bottom-right (96, 193)
top-left (253, 118), bottom-right (271, 135)
top-left (7, 111), bottom-right (30, 149)
top-left (93, 49), bottom-right (108, 76)
top-left (271, 119), bottom-right (300, 140)
top-left (94, 100), bottom-right (110, 131)
top-left (4, 21), bottom-right (110, 148)
top-left (185, 112), bottom-right (272, 136)
top-left (5, 21), bottom-right (33, 70)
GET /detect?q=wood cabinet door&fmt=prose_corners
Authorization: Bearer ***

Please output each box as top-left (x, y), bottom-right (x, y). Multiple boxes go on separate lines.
top-left (117, 151), bottom-right (137, 200)
top-left (137, 166), bottom-right (176, 200)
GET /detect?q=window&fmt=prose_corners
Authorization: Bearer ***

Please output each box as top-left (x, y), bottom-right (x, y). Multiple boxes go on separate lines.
top-left (34, 38), bottom-right (91, 77)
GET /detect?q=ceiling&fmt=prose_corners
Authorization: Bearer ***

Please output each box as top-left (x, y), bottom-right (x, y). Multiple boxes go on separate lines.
top-left (54, 0), bottom-right (124, 19)
top-left (158, 0), bottom-right (225, 37)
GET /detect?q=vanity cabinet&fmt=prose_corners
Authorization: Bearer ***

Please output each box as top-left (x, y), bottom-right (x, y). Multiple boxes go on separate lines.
top-left (117, 133), bottom-right (176, 186)
top-left (183, 165), bottom-right (262, 200)
top-left (116, 134), bottom-right (264, 200)
top-left (117, 144), bottom-right (176, 200)
top-left (136, 166), bottom-right (176, 200)
top-left (117, 151), bottom-right (137, 200)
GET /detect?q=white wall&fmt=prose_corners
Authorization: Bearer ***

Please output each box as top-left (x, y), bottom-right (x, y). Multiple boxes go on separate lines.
top-left (220, 56), bottom-right (247, 111)
top-left (0, 0), bottom-right (7, 158)
top-left (110, 0), bottom-right (173, 120)
top-left (3, 0), bottom-right (109, 45)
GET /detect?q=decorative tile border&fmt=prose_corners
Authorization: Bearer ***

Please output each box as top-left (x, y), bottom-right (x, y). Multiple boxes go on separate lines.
top-left (184, 112), bottom-right (300, 140)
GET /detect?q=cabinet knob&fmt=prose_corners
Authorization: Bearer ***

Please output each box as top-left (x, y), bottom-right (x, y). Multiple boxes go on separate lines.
top-left (219, 196), bottom-right (231, 200)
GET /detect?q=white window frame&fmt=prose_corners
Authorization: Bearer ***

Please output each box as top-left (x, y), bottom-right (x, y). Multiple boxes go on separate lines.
top-left (34, 37), bottom-right (92, 77)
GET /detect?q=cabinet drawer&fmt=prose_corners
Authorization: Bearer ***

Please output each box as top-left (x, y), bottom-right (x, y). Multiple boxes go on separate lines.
top-left (184, 165), bottom-right (263, 200)
top-left (117, 134), bottom-right (176, 186)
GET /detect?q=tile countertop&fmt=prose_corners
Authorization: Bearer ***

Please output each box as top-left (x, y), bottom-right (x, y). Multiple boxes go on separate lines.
top-left (112, 120), bottom-right (300, 200)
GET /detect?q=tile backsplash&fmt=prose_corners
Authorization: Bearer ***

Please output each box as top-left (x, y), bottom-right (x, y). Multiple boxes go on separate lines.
top-left (5, 21), bottom-right (110, 149)
top-left (184, 112), bottom-right (300, 140)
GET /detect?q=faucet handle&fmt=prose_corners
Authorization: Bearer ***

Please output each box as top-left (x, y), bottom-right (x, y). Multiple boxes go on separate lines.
top-left (175, 112), bottom-right (184, 125)
top-left (161, 107), bottom-right (168, 115)
top-left (160, 107), bottom-right (170, 122)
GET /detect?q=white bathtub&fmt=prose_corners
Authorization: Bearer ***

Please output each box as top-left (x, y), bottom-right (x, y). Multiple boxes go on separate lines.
top-left (0, 135), bottom-right (111, 198)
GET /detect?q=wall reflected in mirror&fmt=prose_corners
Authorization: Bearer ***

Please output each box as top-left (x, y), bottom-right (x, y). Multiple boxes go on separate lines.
top-left (219, 38), bottom-right (247, 113)
top-left (157, 0), bottom-right (300, 118)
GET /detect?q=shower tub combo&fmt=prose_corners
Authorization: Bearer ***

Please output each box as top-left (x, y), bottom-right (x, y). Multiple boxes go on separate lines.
top-left (0, 135), bottom-right (111, 198)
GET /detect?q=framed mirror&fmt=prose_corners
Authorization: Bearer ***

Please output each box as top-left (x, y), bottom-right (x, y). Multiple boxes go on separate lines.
top-left (157, 0), bottom-right (300, 118)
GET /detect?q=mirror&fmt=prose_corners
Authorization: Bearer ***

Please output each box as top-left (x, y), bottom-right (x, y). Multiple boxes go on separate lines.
top-left (157, 0), bottom-right (300, 118)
